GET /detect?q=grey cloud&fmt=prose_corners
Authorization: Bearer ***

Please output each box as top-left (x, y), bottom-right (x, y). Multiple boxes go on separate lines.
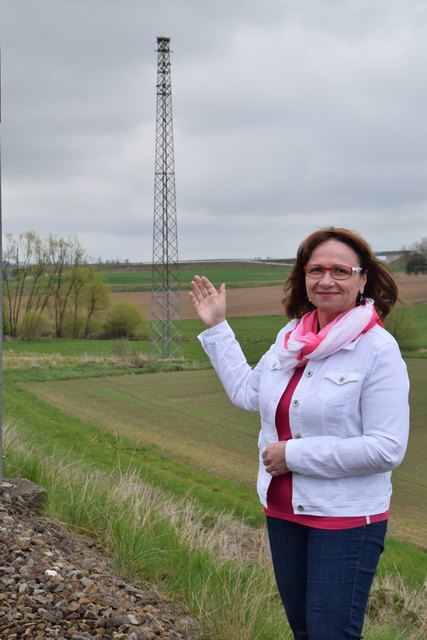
top-left (1, 0), bottom-right (426, 262)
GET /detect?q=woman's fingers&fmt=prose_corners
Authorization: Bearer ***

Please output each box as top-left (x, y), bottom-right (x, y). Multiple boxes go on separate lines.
top-left (195, 275), bottom-right (214, 297)
top-left (191, 276), bottom-right (218, 301)
top-left (189, 277), bottom-right (227, 328)
top-left (189, 277), bottom-right (206, 304)
top-left (262, 442), bottom-right (289, 475)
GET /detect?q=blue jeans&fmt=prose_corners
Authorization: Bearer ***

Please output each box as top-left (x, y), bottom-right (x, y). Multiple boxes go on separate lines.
top-left (266, 516), bottom-right (387, 640)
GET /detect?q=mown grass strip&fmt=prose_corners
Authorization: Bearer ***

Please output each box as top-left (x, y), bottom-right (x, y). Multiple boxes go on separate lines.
top-left (18, 369), bottom-right (261, 485)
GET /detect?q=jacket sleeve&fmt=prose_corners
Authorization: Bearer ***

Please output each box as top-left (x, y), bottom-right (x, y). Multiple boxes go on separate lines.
top-left (198, 320), bottom-right (268, 412)
top-left (285, 338), bottom-right (410, 478)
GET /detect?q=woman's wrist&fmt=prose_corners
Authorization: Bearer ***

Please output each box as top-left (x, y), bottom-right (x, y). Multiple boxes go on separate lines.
top-left (204, 317), bottom-right (226, 329)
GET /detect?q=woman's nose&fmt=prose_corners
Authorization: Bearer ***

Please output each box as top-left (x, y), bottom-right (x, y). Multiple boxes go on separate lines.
top-left (318, 271), bottom-right (335, 284)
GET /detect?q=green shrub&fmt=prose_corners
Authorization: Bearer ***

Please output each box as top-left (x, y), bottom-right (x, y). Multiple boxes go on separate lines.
top-left (18, 310), bottom-right (51, 340)
top-left (384, 308), bottom-right (420, 351)
top-left (103, 301), bottom-right (145, 339)
top-left (84, 319), bottom-right (104, 338)
top-left (61, 312), bottom-right (86, 338)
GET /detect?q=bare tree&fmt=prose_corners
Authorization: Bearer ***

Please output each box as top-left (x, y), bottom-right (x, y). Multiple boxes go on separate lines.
top-left (82, 269), bottom-right (111, 337)
top-left (2, 232), bottom-right (110, 338)
top-left (50, 236), bottom-right (87, 337)
top-left (412, 237), bottom-right (427, 253)
top-left (66, 266), bottom-right (110, 338)
top-left (2, 231), bottom-right (54, 336)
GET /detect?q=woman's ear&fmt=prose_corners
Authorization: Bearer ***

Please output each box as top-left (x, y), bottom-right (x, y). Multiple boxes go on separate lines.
top-left (360, 270), bottom-right (368, 292)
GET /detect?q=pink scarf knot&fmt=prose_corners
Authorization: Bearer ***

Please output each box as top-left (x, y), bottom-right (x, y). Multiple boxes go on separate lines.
top-left (279, 299), bottom-right (382, 371)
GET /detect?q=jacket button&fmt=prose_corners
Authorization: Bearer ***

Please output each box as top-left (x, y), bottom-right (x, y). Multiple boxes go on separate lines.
top-left (339, 376), bottom-right (345, 383)
top-left (295, 433), bottom-right (302, 439)
top-left (293, 399), bottom-right (300, 407)
top-left (297, 505), bottom-right (304, 511)
top-left (307, 370), bottom-right (313, 377)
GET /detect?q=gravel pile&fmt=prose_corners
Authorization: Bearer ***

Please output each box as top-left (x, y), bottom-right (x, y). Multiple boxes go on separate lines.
top-left (0, 479), bottom-right (203, 640)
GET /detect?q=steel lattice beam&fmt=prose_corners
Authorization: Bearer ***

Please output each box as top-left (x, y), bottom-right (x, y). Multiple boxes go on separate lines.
top-left (150, 37), bottom-right (183, 360)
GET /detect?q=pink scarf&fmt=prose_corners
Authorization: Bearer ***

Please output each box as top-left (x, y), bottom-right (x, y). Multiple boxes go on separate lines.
top-left (278, 298), bottom-right (382, 372)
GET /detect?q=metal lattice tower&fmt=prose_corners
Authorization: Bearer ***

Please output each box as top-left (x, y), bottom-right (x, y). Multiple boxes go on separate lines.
top-left (150, 37), bottom-right (183, 360)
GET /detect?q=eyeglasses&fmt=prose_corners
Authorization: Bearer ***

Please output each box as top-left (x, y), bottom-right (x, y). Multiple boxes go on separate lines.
top-left (304, 264), bottom-right (364, 280)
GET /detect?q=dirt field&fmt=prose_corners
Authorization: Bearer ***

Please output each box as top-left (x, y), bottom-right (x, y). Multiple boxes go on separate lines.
top-left (112, 273), bottom-right (427, 320)
top-left (394, 273), bottom-right (427, 305)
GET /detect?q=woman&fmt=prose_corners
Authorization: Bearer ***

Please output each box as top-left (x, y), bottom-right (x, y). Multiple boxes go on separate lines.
top-left (189, 228), bottom-right (409, 640)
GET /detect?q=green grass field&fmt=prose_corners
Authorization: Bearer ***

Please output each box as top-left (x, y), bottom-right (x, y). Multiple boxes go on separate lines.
top-left (14, 359), bottom-right (426, 551)
top-left (102, 262), bottom-right (290, 290)
top-left (402, 304), bottom-right (427, 346)
top-left (19, 370), bottom-right (260, 485)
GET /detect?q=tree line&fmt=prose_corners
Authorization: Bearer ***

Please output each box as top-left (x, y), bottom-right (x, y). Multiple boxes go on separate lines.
top-left (405, 238), bottom-right (427, 275)
top-left (2, 231), bottom-right (145, 340)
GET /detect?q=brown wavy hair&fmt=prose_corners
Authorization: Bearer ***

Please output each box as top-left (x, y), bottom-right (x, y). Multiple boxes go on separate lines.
top-left (283, 227), bottom-right (399, 320)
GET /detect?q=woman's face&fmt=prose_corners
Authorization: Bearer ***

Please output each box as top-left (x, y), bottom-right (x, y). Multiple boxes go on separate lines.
top-left (305, 239), bottom-right (367, 328)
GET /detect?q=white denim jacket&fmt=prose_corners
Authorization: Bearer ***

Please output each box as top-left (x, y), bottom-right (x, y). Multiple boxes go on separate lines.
top-left (198, 320), bottom-right (410, 517)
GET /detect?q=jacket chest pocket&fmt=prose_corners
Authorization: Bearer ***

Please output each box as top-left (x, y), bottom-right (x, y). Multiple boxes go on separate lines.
top-left (320, 370), bottom-right (361, 407)
top-left (318, 370), bottom-right (362, 435)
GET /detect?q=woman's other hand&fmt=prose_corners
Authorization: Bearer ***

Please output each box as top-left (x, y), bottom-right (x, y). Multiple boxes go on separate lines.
top-left (262, 442), bottom-right (289, 476)
top-left (189, 275), bottom-right (227, 328)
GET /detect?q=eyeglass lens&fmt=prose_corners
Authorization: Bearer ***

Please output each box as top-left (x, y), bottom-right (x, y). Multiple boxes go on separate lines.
top-left (305, 265), bottom-right (353, 279)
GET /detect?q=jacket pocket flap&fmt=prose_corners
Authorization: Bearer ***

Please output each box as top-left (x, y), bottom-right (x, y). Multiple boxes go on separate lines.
top-left (325, 370), bottom-right (360, 385)
top-left (266, 353), bottom-right (282, 370)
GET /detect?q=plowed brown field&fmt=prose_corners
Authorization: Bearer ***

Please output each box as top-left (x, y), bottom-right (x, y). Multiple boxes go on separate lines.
top-left (112, 273), bottom-right (427, 319)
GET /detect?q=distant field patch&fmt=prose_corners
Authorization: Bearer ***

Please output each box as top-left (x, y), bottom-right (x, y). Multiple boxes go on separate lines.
top-left (103, 263), bottom-right (290, 291)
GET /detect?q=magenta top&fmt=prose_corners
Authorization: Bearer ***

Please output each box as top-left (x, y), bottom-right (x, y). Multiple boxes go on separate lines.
top-left (264, 366), bottom-right (389, 529)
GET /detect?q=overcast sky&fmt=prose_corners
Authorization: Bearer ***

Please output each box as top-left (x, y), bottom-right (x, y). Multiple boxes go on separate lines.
top-left (1, 0), bottom-right (426, 262)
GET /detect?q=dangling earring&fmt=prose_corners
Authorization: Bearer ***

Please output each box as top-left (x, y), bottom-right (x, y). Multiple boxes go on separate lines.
top-left (357, 292), bottom-right (364, 305)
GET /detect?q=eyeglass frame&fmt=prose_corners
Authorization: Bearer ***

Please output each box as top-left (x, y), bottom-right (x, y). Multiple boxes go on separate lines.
top-left (303, 264), bottom-right (365, 280)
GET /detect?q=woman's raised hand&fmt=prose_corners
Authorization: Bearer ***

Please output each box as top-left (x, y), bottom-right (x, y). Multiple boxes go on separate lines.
top-left (189, 275), bottom-right (227, 328)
